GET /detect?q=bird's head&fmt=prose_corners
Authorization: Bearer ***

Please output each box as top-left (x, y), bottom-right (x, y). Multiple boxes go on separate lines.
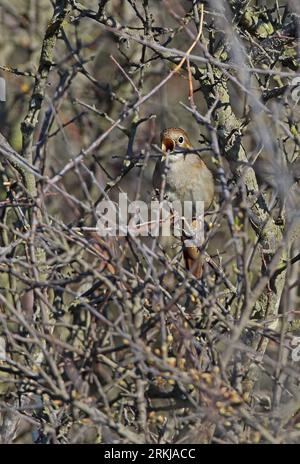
top-left (161, 128), bottom-right (192, 154)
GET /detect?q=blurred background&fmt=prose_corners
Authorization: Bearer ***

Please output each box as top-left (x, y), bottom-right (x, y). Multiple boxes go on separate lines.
top-left (0, 0), bottom-right (300, 444)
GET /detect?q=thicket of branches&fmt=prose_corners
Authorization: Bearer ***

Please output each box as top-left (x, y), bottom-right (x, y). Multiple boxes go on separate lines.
top-left (0, 0), bottom-right (300, 444)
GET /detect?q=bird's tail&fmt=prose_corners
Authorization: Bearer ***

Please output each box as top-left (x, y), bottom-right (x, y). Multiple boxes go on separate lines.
top-left (182, 218), bottom-right (204, 278)
top-left (183, 244), bottom-right (203, 278)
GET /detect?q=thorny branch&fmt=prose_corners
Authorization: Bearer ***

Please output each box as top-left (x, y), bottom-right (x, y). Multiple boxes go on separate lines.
top-left (0, 0), bottom-right (300, 444)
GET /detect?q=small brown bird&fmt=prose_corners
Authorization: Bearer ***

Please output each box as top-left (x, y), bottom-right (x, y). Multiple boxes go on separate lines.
top-left (153, 128), bottom-right (214, 277)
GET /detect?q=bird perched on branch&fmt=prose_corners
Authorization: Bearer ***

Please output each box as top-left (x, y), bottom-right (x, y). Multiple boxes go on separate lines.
top-left (153, 128), bottom-right (215, 278)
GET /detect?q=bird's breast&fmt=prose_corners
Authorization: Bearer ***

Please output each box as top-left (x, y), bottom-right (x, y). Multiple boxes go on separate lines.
top-left (155, 154), bottom-right (214, 211)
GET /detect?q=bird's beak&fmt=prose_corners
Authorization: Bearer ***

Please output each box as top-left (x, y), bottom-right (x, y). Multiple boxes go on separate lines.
top-left (161, 137), bottom-right (174, 161)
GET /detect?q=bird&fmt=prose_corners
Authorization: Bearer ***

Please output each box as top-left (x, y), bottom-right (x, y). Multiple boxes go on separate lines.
top-left (153, 128), bottom-right (215, 278)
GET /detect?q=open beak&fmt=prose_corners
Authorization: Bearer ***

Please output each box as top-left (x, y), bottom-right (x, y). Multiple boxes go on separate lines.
top-left (161, 137), bottom-right (174, 160)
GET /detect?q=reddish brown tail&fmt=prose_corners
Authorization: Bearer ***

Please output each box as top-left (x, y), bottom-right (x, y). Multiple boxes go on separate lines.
top-left (182, 218), bottom-right (204, 278)
top-left (183, 245), bottom-right (203, 278)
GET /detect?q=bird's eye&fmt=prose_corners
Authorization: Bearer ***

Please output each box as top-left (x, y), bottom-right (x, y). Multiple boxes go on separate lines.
top-left (178, 136), bottom-right (184, 144)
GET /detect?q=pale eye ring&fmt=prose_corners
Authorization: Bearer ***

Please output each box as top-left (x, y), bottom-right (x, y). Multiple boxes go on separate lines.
top-left (178, 136), bottom-right (184, 144)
